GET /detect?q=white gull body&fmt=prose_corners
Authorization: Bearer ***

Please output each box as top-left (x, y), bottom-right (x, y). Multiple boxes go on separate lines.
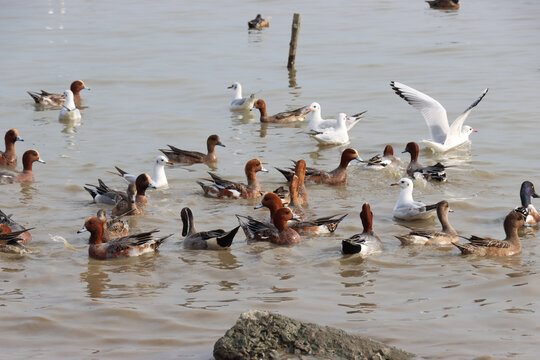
top-left (391, 178), bottom-right (436, 220)
top-left (228, 82), bottom-right (256, 111)
top-left (307, 102), bottom-right (364, 132)
top-left (58, 90), bottom-right (81, 122)
top-left (118, 155), bottom-right (170, 188)
top-left (310, 113), bottom-right (350, 145)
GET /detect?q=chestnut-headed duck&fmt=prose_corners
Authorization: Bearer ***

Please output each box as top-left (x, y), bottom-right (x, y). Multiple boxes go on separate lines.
top-left (515, 181), bottom-right (540, 225)
top-left (426, 0), bottom-right (459, 10)
top-left (0, 209), bottom-right (32, 244)
top-left (310, 113), bottom-right (351, 145)
top-left (197, 158), bottom-right (268, 199)
top-left (114, 156), bottom-right (169, 188)
top-left (395, 200), bottom-right (458, 245)
top-left (402, 142), bottom-right (447, 181)
top-left (0, 150), bottom-right (45, 184)
top-left (58, 90), bottom-right (81, 122)
top-left (275, 159), bottom-right (308, 204)
top-left (361, 145), bottom-right (398, 169)
top-left (454, 211), bottom-right (525, 256)
top-left (253, 99), bottom-right (311, 123)
top-left (255, 191), bottom-right (347, 234)
top-left (341, 203), bottom-right (382, 256)
top-left (391, 81), bottom-right (487, 152)
top-left (0, 129), bottom-right (24, 167)
top-left (180, 207), bottom-right (239, 250)
top-left (288, 148), bottom-right (361, 185)
top-left (27, 80), bottom-right (88, 108)
top-left (307, 102), bottom-right (366, 132)
top-left (96, 209), bottom-right (129, 243)
top-left (160, 135), bottom-right (225, 165)
top-left (228, 82), bottom-right (256, 111)
top-left (78, 216), bottom-right (171, 260)
top-left (237, 207), bottom-right (301, 245)
top-left (112, 183), bottom-right (143, 217)
top-left (391, 178), bottom-right (438, 220)
top-left (248, 14), bottom-right (270, 30)
top-left (84, 179), bottom-right (120, 205)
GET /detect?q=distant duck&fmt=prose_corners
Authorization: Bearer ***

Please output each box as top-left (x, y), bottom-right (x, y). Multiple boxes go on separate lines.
top-left (253, 99), bottom-right (311, 123)
top-left (309, 113), bottom-right (351, 145)
top-left (58, 90), bottom-right (81, 122)
top-left (0, 129), bottom-right (24, 167)
top-left (361, 145), bottom-right (398, 169)
top-left (228, 82), bottom-right (256, 111)
top-left (426, 0), bottom-right (460, 10)
top-left (180, 207), bottom-right (239, 250)
top-left (394, 200), bottom-right (458, 245)
top-left (160, 135), bottom-right (225, 165)
top-left (307, 102), bottom-right (365, 132)
top-left (454, 211), bottom-right (525, 256)
top-left (402, 142), bottom-right (447, 181)
top-left (341, 203), bottom-right (383, 256)
top-left (391, 178), bottom-right (438, 220)
top-left (514, 181), bottom-right (540, 225)
top-left (248, 14), bottom-right (269, 30)
top-left (27, 80), bottom-right (88, 108)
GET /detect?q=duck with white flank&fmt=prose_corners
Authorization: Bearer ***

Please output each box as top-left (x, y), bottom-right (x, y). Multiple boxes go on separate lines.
top-left (342, 203), bottom-right (382, 256)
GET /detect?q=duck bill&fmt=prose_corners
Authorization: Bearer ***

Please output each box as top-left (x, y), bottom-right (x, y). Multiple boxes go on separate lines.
top-left (260, 167), bottom-right (269, 173)
top-left (217, 142), bottom-right (226, 147)
top-left (16, 137), bottom-right (24, 142)
top-left (148, 181), bottom-right (157, 189)
top-left (37, 158), bottom-right (46, 164)
top-left (130, 195), bottom-right (136, 203)
top-left (533, 192), bottom-right (540, 199)
top-left (291, 214), bottom-right (301, 222)
top-left (77, 226), bottom-right (88, 234)
top-left (254, 203), bottom-right (264, 209)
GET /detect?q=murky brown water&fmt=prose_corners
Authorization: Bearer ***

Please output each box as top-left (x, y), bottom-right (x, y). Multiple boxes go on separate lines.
top-left (1, 0), bottom-right (540, 359)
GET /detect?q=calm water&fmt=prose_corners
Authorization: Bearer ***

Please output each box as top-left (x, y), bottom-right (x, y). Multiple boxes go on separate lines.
top-left (1, 0), bottom-right (540, 359)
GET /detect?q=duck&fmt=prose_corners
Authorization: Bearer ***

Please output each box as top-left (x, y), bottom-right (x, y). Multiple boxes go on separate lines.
top-left (96, 209), bottom-right (129, 243)
top-left (237, 207), bottom-right (301, 245)
top-left (112, 183), bottom-right (142, 217)
top-left (426, 0), bottom-right (460, 10)
top-left (282, 148), bottom-right (361, 185)
top-left (77, 216), bottom-right (171, 260)
top-left (514, 181), bottom-right (540, 225)
top-left (160, 135), bottom-right (225, 165)
top-left (58, 90), bottom-right (81, 122)
top-left (252, 99), bottom-right (311, 123)
top-left (391, 178), bottom-right (438, 220)
top-left (180, 207), bottom-right (239, 250)
top-left (274, 159), bottom-right (308, 204)
top-left (113, 155), bottom-right (170, 188)
top-left (0, 150), bottom-right (45, 184)
top-left (255, 190), bottom-right (347, 234)
top-left (0, 129), bottom-right (24, 167)
top-left (361, 145), bottom-right (398, 169)
top-left (394, 200), bottom-right (458, 245)
top-left (453, 211), bottom-right (525, 256)
top-left (341, 203), bottom-right (383, 256)
top-left (0, 229), bottom-right (32, 255)
top-left (402, 142), bottom-right (447, 181)
top-left (84, 179), bottom-right (121, 205)
top-left (197, 158), bottom-right (268, 199)
top-left (228, 82), bottom-right (256, 111)
top-left (0, 209), bottom-right (32, 244)
top-left (391, 81), bottom-right (487, 152)
top-left (309, 113), bottom-right (351, 145)
top-left (27, 80), bottom-right (88, 108)
top-left (307, 102), bottom-right (365, 132)
top-left (248, 14), bottom-right (270, 30)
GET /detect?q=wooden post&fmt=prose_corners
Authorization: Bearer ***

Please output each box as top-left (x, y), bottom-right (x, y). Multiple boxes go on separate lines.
top-left (287, 13), bottom-right (301, 69)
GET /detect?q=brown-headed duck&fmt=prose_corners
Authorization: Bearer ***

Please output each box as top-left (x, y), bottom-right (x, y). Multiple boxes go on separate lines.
top-left (275, 159), bottom-right (308, 204)
top-left (96, 209), bottom-right (129, 243)
top-left (0, 150), bottom-right (45, 184)
top-left (0, 129), bottom-right (24, 167)
top-left (402, 142), bottom-right (447, 181)
top-left (341, 203), bottom-right (382, 256)
top-left (237, 207), bottom-right (301, 245)
top-left (253, 99), bottom-right (311, 123)
top-left (160, 135), bottom-right (225, 165)
top-left (27, 80), bottom-right (88, 108)
top-left (362, 145), bottom-right (398, 169)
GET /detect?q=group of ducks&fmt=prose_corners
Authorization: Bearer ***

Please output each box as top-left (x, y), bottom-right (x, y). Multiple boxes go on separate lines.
top-left (0, 73), bottom-right (534, 261)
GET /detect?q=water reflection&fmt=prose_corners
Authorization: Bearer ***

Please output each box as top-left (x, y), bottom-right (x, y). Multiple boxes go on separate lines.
top-left (229, 110), bottom-right (255, 125)
top-left (18, 183), bottom-right (37, 204)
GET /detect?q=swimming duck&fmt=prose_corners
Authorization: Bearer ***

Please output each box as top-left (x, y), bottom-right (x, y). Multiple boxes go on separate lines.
top-left (391, 178), bottom-right (438, 220)
top-left (84, 179), bottom-right (121, 205)
top-left (197, 158), bottom-right (268, 199)
top-left (310, 113), bottom-right (351, 145)
top-left (248, 14), bottom-right (270, 30)
top-left (402, 142), bottom-right (447, 181)
top-left (0, 209), bottom-right (32, 244)
top-left (307, 102), bottom-right (365, 132)
top-left (453, 211), bottom-right (525, 256)
top-left (160, 135), bottom-right (225, 165)
top-left (0, 129), bottom-right (24, 167)
top-left (58, 90), bottom-right (81, 122)
top-left (274, 159), bottom-right (308, 204)
top-left (253, 99), bottom-right (311, 123)
top-left (0, 229), bottom-right (32, 254)
top-left (391, 81), bottom-right (487, 152)
top-left (426, 0), bottom-right (460, 10)
top-left (0, 150), bottom-right (45, 184)
top-left (113, 156), bottom-right (169, 188)
top-left (361, 145), bottom-right (398, 169)
top-left (112, 183), bottom-right (142, 217)
top-left (394, 200), bottom-right (458, 245)
top-left (78, 216), bottom-right (171, 260)
top-left (341, 203), bottom-right (383, 256)
top-left (514, 181), bottom-right (540, 225)
top-left (228, 82), bottom-right (256, 111)
top-left (96, 209), bottom-right (129, 243)
top-left (237, 207), bottom-right (301, 245)
top-left (180, 207), bottom-right (239, 250)
top-left (27, 80), bottom-right (88, 108)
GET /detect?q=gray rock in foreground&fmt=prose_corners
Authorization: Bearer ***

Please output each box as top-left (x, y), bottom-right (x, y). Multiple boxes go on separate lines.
top-left (213, 310), bottom-right (414, 360)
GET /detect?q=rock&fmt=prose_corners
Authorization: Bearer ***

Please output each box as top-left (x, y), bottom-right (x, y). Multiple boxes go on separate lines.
top-left (213, 310), bottom-right (414, 360)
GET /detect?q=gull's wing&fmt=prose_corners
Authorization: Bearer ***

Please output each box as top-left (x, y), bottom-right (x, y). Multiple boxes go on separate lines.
top-left (447, 88), bottom-right (488, 139)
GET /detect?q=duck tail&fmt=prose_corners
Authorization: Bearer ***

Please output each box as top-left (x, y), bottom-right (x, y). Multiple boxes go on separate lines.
top-left (217, 226), bottom-right (240, 248)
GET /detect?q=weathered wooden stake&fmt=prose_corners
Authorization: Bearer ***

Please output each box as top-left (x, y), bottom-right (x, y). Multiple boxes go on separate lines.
top-left (287, 13), bottom-right (301, 69)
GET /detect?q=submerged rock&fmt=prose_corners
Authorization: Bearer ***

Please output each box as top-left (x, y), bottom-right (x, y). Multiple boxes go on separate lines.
top-left (213, 310), bottom-right (414, 360)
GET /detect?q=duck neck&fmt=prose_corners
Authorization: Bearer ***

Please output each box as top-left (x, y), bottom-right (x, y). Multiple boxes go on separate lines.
top-left (520, 191), bottom-right (531, 207)
top-left (267, 202), bottom-right (282, 224)
top-left (504, 222), bottom-right (520, 243)
top-left (274, 217), bottom-right (289, 232)
top-left (181, 209), bottom-right (196, 236)
top-left (22, 158), bottom-right (33, 173)
top-left (246, 171), bottom-right (261, 192)
top-left (4, 136), bottom-right (15, 155)
top-left (89, 225), bottom-right (104, 246)
top-left (438, 210), bottom-right (456, 234)
top-left (256, 105), bottom-right (267, 120)
top-left (207, 141), bottom-right (216, 156)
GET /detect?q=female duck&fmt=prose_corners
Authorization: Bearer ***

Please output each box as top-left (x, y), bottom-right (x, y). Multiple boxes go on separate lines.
top-left (0, 150), bottom-right (45, 184)
top-left (0, 129), bottom-right (24, 167)
top-left (275, 159), bottom-right (308, 204)
top-left (402, 142), bottom-right (447, 181)
top-left (237, 207), bottom-right (301, 245)
top-left (394, 200), bottom-right (457, 245)
top-left (96, 209), bottom-right (129, 243)
top-left (160, 135), bottom-right (225, 165)
top-left (454, 211), bottom-right (525, 256)
top-left (253, 99), bottom-right (311, 123)
top-left (341, 203), bottom-right (382, 256)
top-left (77, 216), bottom-right (171, 260)
top-left (391, 178), bottom-right (438, 220)
top-left (112, 183), bottom-right (142, 216)
top-left (181, 207), bottom-right (239, 250)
